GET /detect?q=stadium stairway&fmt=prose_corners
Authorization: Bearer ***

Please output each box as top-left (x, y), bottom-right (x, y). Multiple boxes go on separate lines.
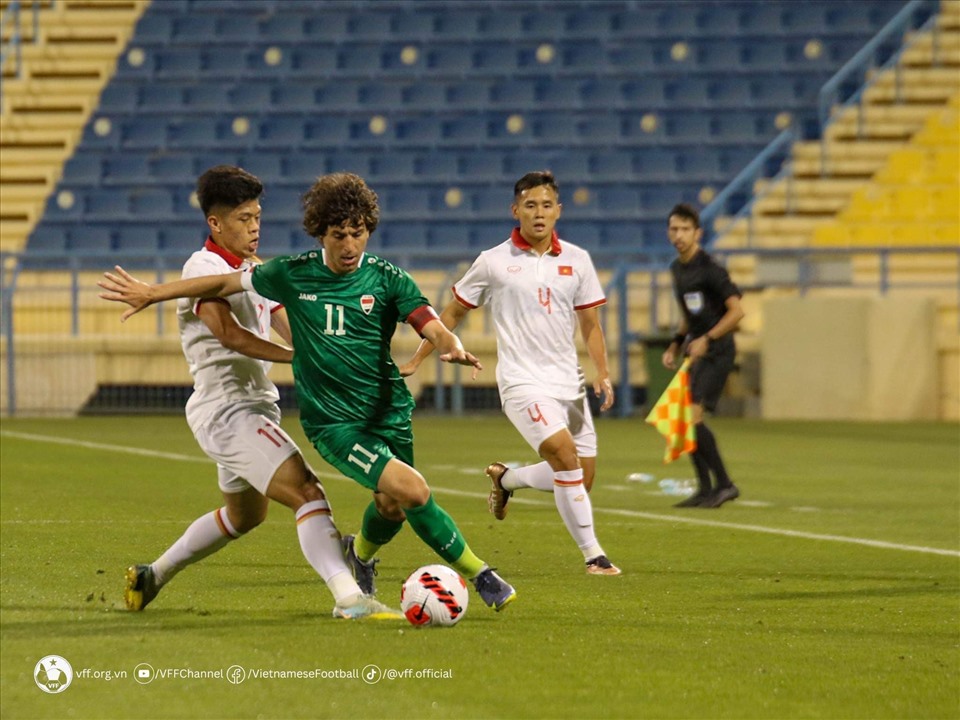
top-left (0, 0), bottom-right (149, 252)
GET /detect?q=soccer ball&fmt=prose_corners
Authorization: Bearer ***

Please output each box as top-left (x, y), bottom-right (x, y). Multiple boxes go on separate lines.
top-left (400, 564), bottom-right (469, 627)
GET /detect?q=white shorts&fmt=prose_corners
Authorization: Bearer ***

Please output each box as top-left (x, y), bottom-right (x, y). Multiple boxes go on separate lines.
top-left (501, 394), bottom-right (597, 458)
top-left (191, 402), bottom-right (300, 495)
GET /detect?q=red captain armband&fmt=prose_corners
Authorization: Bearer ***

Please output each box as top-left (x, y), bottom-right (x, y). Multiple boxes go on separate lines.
top-left (406, 305), bottom-right (440, 337)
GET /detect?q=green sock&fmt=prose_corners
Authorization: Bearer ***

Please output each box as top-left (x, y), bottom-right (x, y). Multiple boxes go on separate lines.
top-left (357, 501), bottom-right (404, 563)
top-left (404, 494), bottom-right (484, 577)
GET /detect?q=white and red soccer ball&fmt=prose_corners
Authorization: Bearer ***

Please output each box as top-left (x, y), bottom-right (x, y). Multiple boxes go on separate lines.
top-left (400, 564), bottom-right (469, 627)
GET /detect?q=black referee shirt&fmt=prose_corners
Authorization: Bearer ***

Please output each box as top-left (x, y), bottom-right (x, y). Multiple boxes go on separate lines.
top-left (670, 250), bottom-right (741, 347)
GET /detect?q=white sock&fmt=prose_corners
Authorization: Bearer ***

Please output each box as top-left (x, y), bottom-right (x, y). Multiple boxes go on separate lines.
top-left (152, 507), bottom-right (239, 585)
top-left (295, 500), bottom-right (363, 606)
top-left (503, 461), bottom-right (554, 492)
top-left (553, 469), bottom-right (604, 561)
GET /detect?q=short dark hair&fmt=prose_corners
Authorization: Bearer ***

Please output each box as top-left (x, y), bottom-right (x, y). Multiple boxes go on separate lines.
top-left (302, 173), bottom-right (380, 238)
top-left (196, 165), bottom-right (263, 216)
top-left (513, 171), bottom-right (560, 201)
top-left (668, 203), bottom-right (700, 229)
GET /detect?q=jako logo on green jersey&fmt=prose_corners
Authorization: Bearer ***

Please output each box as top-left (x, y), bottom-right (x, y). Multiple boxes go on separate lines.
top-left (298, 293), bottom-right (318, 301)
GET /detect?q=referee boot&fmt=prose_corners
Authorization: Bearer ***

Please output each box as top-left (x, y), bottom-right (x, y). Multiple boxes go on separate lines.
top-left (701, 484), bottom-right (740, 509)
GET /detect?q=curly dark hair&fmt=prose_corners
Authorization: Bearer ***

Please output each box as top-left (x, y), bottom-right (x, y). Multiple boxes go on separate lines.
top-left (302, 173), bottom-right (380, 238)
top-left (196, 165), bottom-right (262, 215)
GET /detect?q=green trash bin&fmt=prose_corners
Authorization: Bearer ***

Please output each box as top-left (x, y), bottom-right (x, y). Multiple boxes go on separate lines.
top-left (640, 334), bottom-right (675, 412)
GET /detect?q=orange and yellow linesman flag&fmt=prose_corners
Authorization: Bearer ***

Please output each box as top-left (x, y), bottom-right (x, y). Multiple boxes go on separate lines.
top-left (645, 359), bottom-right (697, 463)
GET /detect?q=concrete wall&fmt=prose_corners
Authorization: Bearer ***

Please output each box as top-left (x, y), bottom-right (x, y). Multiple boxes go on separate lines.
top-left (761, 295), bottom-right (940, 420)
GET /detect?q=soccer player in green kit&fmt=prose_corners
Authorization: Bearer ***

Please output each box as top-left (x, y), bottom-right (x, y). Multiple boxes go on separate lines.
top-left (99, 173), bottom-right (517, 612)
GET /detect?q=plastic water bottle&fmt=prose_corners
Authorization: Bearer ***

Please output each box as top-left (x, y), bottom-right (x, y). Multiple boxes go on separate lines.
top-left (626, 472), bottom-right (655, 483)
top-left (659, 479), bottom-right (684, 496)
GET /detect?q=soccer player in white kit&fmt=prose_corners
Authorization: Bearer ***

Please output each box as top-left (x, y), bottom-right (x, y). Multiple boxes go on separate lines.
top-left (123, 165), bottom-right (400, 619)
top-left (402, 171), bottom-right (621, 575)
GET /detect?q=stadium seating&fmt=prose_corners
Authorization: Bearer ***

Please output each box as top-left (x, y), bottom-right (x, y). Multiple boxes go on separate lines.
top-left (25, 0), bottom-right (909, 260)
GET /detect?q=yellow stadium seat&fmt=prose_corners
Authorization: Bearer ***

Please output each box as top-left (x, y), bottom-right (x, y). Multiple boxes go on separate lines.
top-left (930, 186), bottom-right (960, 222)
top-left (892, 186), bottom-right (930, 221)
top-left (842, 188), bottom-right (889, 221)
top-left (889, 224), bottom-right (927, 245)
top-left (876, 148), bottom-right (926, 183)
top-left (929, 149), bottom-right (960, 183)
top-left (813, 223), bottom-right (851, 245)
top-left (850, 223), bottom-right (892, 246)
top-left (932, 224), bottom-right (960, 246)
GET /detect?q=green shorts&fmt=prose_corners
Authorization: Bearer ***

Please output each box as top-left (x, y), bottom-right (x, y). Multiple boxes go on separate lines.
top-left (311, 422), bottom-right (414, 491)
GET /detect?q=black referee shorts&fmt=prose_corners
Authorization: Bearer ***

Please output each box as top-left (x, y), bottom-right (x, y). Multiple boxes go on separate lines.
top-left (689, 347), bottom-right (735, 413)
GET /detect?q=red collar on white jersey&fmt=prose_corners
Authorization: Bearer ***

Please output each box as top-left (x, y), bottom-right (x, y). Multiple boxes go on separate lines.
top-left (203, 237), bottom-right (244, 269)
top-left (510, 227), bottom-right (561, 255)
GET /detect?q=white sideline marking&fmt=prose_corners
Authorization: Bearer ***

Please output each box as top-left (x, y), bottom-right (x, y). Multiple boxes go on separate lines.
top-left (4, 430), bottom-right (958, 558)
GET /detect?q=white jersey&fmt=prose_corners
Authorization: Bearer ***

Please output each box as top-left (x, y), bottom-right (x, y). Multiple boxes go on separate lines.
top-left (178, 239), bottom-right (283, 426)
top-left (453, 229), bottom-right (605, 403)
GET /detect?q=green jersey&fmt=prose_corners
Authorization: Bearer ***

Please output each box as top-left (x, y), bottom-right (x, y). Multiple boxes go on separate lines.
top-left (246, 251), bottom-right (430, 442)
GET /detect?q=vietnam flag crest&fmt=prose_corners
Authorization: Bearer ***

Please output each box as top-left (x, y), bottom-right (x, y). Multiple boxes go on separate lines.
top-left (558, 265), bottom-right (573, 276)
top-left (645, 359), bottom-right (697, 463)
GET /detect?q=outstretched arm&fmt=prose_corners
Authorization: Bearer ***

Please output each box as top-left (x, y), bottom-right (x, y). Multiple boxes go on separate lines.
top-left (98, 265), bottom-right (246, 322)
top-left (417, 311), bottom-right (482, 378)
top-left (399, 298), bottom-right (472, 377)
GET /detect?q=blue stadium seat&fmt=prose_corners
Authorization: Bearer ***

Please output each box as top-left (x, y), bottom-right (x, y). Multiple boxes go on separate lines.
top-left (578, 115), bottom-right (623, 144)
top-left (537, 80), bottom-right (582, 110)
top-left (391, 11), bottom-right (437, 40)
top-left (656, 5), bottom-right (701, 36)
top-left (738, 4), bottom-right (785, 35)
top-left (131, 12), bottom-right (172, 44)
top-left (258, 117), bottom-right (307, 148)
top-left (490, 78), bottom-right (537, 107)
top-left (663, 114), bottom-right (712, 142)
top-left (129, 188), bottom-right (175, 218)
top-left (446, 80), bottom-right (493, 110)
top-left (706, 79), bottom-right (752, 108)
top-left (426, 223), bottom-right (472, 248)
top-left (561, 43), bottom-right (606, 72)
top-left (434, 10), bottom-right (482, 40)
top-left (98, 82), bottom-right (138, 113)
top-left (473, 46), bottom-right (520, 74)
top-left (68, 224), bottom-right (114, 252)
top-left (302, 12), bottom-right (350, 40)
top-left (457, 151), bottom-right (503, 180)
top-left (520, 10), bottom-right (565, 38)
top-left (611, 7), bottom-right (665, 39)
top-left (607, 45), bottom-right (656, 73)
top-left (272, 83), bottom-right (318, 111)
top-left (290, 45), bottom-right (340, 77)
top-left (63, 154), bottom-right (103, 184)
top-left (441, 116), bottom-right (490, 144)
top-left (694, 5), bottom-right (741, 37)
top-left (533, 115), bottom-right (578, 144)
top-left (695, 41), bottom-right (744, 69)
top-left (162, 224), bottom-right (208, 254)
top-left (546, 152), bottom-right (590, 181)
top-left (596, 187), bottom-right (642, 213)
top-left (602, 223), bottom-right (647, 250)
top-left (676, 151), bottom-right (722, 181)
top-left (378, 187), bottom-right (431, 219)
top-left (260, 187), bottom-right (302, 220)
top-left (427, 46), bottom-right (473, 75)
top-left (780, 6), bottom-right (826, 34)
top-left (472, 186), bottom-right (511, 216)
top-left (403, 82), bottom-right (447, 110)
top-left (359, 81), bottom-right (404, 109)
top-left (338, 45), bottom-right (384, 75)
top-left (85, 188), bottom-right (130, 218)
top-left (635, 148), bottom-right (677, 181)
top-left (216, 16), bottom-right (261, 42)
top-left (229, 81), bottom-right (273, 110)
top-left (139, 84), bottom-right (184, 111)
top-left (663, 77), bottom-right (710, 108)
top-left (237, 153), bottom-right (283, 182)
top-left (103, 154), bottom-right (150, 184)
top-left (580, 79), bottom-right (622, 108)
top-left (259, 14), bottom-right (305, 42)
top-left (167, 117), bottom-right (230, 150)
top-left (711, 111), bottom-right (771, 143)
top-left (345, 11), bottom-right (392, 40)
top-left (557, 221), bottom-right (602, 250)
top-left (150, 154), bottom-right (194, 181)
top-left (120, 118), bottom-right (168, 149)
top-left (154, 48), bottom-right (204, 79)
top-left (416, 151), bottom-right (459, 179)
top-left (469, 220), bottom-right (511, 247)
top-left (317, 82), bottom-right (360, 109)
top-left (182, 84), bottom-right (232, 112)
top-left (483, 10), bottom-right (523, 39)
top-left (380, 221), bottom-right (428, 248)
top-left (28, 224), bottom-right (69, 253)
top-left (324, 150), bottom-right (371, 176)
top-left (283, 151), bottom-right (336, 178)
top-left (641, 186), bottom-right (684, 216)
top-left (116, 226), bottom-right (161, 254)
top-left (369, 153), bottom-right (416, 181)
top-left (565, 9), bottom-right (614, 37)
top-left (171, 14), bottom-right (219, 44)
top-left (621, 79), bottom-right (666, 109)
top-left (590, 151), bottom-right (633, 181)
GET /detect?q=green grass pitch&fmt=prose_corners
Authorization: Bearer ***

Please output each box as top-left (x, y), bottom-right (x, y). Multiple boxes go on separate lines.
top-left (1, 415), bottom-right (957, 719)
